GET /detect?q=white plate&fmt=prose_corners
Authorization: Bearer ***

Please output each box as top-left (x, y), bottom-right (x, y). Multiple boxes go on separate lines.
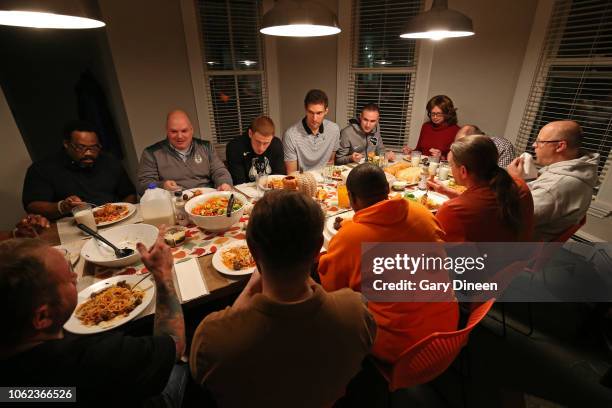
top-left (212, 240), bottom-right (256, 276)
top-left (181, 187), bottom-right (217, 201)
top-left (257, 174), bottom-right (285, 190)
top-left (93, 203), bottom-right (136, 227)
top-left (403, 190), bottom-right (449, 212)
top-left (325, 210), bottom-right (355, 237)
top-left (64, 274), bottom-right (155, 335)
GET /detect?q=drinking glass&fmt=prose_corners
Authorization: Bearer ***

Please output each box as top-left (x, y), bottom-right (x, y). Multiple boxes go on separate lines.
top-left (411, 151), bottom-right (422, 167)
top-left (337, 182), bottom-right (350, 209)
top-left (72, 203), bottom-right (97, 233)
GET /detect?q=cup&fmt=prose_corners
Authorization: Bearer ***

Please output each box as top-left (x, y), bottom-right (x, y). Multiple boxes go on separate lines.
top-left (429, 161), bottom-right (439, 176)
top-left (438, 164), bottom-right (450, 181)
top-left (72, 203), bottom-right (97, 233)
top-left (411, 151), bottom-right (422, 167)
top-left (337, 182), bottom-right (350, 209)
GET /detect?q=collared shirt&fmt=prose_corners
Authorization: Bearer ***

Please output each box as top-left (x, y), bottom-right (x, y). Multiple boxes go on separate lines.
top-left (283, 118), bottom-right (340, 171)
top-left (491, 136), bottom-right (517, 167)
top-left (170, 142), bottom-right (194, 162)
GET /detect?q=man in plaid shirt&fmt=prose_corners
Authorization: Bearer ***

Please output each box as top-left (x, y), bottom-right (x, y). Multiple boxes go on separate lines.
top-left (455, 124), bottom-right (517, 167)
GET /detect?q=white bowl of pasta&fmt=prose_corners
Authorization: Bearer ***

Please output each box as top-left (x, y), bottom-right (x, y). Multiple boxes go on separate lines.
top-left (185, 191), bottom-right (247, 232)
top-left (81, 223), bottom-right (159, 268)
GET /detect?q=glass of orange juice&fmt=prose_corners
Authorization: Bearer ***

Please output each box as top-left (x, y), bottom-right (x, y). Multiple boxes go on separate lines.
top-left (337, 182), bottom-right (350, 209)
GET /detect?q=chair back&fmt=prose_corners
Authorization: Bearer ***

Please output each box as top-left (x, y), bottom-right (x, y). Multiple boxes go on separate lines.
top-left (554, 215), bottom-right (586, 243)
top-left (381, 299), bottom-right (494, 391)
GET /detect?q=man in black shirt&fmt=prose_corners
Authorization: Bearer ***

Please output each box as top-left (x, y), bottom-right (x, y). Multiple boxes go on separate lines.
top-left (226, 116), bottom-right (285, 184)
top-left (22, 120), bottom-right (136, 219)
top-left (0, 233), bottom-right (186, 407)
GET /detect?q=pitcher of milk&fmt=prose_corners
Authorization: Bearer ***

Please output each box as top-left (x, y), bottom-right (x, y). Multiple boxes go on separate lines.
top-left (140, 183), bottom-right (175, 227)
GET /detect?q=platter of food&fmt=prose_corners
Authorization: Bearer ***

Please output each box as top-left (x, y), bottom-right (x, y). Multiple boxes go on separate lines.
top-left (258, 174), bottom-right (285, 191)
top-left (325, 210), bottom-right (355, 237)
top-left (384, 162), bottom-right (421, 185)
top-left (403, 190), bottom-right (448, 212)
top-left (64, 274), bottom-right (154, 334)
top-left (93, 203), bottom-right (136, 227)
top-left (212, 240), bottom-right (256, 276)
top-left (182, 187), bottom-right (216, 201)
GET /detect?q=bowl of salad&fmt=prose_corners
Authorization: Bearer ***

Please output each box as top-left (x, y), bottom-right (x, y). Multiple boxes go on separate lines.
top-left (185, 191), bottom-right (247, 231)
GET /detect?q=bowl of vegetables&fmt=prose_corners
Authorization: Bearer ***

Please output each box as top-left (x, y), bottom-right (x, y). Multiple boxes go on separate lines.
top-left (185, 191), bottom-right (247, 231)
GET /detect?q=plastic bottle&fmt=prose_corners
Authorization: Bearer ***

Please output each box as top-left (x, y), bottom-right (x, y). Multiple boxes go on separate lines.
top-left (173, 191), bottom-right (189, 226)
top-left (140, 183), bottom-right (175, 227)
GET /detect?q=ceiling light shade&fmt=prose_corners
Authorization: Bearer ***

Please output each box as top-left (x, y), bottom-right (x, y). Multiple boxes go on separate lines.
top-left (0, 0), bottom-right (105, 29)
top-left (400, 0), bottom-right (473, 41)
top-left (260, 0), bottom-right (340, 37)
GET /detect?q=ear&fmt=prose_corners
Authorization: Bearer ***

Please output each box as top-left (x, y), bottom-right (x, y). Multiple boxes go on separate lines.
top-left (460, 165), bottom-right (468, 179)
top-left (63, 140), bottom-right (70, 150)
top-left (248, 128), bottom-right (254, 138)
top-left (324, 107), bottom-right (329, 115)
top-left (556, 140), bottom-right (568, 153)
top-left (32, 304), bottom-right (54, 331)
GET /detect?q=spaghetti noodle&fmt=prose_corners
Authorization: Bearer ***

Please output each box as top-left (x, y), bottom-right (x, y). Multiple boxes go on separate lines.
top-left (75, 281), bottom-right (144, 326)
top-left (221, 245), bottom-right (255, 271)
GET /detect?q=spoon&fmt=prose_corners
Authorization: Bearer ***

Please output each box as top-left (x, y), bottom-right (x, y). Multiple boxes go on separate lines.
top-left (76, 223), bottom-right (135, 258)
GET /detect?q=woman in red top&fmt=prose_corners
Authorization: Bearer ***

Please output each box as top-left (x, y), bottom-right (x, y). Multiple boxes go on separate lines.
top-left (404, 95), bottom-right (460, 159)
top-left (428, 135), bottom-right (534, 242)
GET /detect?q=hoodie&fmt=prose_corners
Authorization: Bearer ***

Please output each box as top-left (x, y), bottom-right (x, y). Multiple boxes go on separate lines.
top-left (528, 152), bottom-right (599, 241)
top-left (336, 118), bottom-right (386, 165)
top-left (318, 198), bottom-right (458, 364)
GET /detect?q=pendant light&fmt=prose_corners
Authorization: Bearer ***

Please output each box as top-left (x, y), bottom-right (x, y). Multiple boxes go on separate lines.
top-left (400, 0), bottom-right (473, 41)
top-left (260, 0), bottom-right (340, 37)
top-left (0, 0), bottom-right (105, 29)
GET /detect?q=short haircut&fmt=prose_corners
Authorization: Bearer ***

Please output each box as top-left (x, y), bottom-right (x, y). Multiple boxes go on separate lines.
top-left (63, 119), bottom-right (99, 141)
top-left (361, 103), bottom-right (380, 114)
top-left (304, 89), bottom-right (329, 108)
top-left (426, 95), bottom-right (458, 125)
top-left (346, 163), bottom-right (389, 205)
top-left (0, 239), bottom-right (58, 347)
top-left (463, 124), bottom-right (484, 136)
top-left (246, 190), bottom-right (324, 281)
top-left (250, 116), bottom-right (275, 136)
top-left (558, 121), bottom-right (583, 149)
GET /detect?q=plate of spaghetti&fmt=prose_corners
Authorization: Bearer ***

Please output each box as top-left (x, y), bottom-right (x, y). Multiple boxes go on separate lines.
top-left (64, 275), bottom-right (154, 334)
top-left (93, 202), bottom-right (136, 226)
top-left (212, 240), bottom-right (256, 276)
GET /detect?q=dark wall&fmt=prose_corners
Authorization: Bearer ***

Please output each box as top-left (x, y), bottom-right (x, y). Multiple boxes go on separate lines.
top-left (0, 25), bottom-right (114, 161)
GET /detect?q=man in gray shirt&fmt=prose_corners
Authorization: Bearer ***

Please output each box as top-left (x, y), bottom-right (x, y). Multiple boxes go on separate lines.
top-left (138, 110), bottom-right (232, 195)
top-left (336, 104), bottom-right (395, 165)
top-left (283, 89), bottom-right (340, 173)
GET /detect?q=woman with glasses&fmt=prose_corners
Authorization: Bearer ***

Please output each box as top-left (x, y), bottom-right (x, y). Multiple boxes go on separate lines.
top-left (403, 95), bottom-right (460, 160)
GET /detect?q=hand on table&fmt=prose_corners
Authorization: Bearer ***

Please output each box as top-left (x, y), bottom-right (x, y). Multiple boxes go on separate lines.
top-left (402, 146), bottom-right (413, 155)
top-left (59, 195), bottom-right (83, 214)
top-left (429, 148), bottom-right (442, 158)
top-left (506, 157), bottom-right (524, 179)
top-left (217, 183), bottom-right (232, 191)
top-left (427, 179), bottom-right (460, 199)
top-left (385, 151), bottom-right (396, 162)
top-left (14, 214), bottom-right (50, 238)
top-left (162, 180), bottom-right (180, 191)
top-left (351, 152), bottom-right (363, 163)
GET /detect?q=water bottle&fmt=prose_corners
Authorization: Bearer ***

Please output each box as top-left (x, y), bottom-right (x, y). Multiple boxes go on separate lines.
top-left (140, 183), bottom-right (175, 227)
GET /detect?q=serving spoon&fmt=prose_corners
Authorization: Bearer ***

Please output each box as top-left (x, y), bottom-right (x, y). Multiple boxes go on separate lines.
top-left (76, 223), bottom-right (135, 258)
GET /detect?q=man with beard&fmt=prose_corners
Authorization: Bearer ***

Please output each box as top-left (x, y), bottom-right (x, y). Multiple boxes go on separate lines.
top-left (22, 120), bottom-right (136, 219)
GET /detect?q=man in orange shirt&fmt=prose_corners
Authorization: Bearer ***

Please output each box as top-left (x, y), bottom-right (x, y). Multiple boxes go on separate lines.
top-left (318, 163), bottom-right (458, 364)
top-left (428, 135), bottom-right (534, 242)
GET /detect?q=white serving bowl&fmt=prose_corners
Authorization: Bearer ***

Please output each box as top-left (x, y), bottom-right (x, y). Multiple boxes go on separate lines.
top-left (81, 223), bottom-right (158, 268)
top-left (185, 191), bottom-right (246, 232)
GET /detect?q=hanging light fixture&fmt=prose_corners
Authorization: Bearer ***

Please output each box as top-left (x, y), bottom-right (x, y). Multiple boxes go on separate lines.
top-left (400, 0), bottom-right (473, 41)
top-left (260, 0), bottom-right (340, 37)
top-left (0, 0), bottom-right (105, 29)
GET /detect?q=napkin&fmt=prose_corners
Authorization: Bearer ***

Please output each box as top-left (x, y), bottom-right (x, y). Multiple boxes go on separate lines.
top-left (174, 258), bottom-right (209, 302)
top-left (520, 152), bottom-right (539, 180)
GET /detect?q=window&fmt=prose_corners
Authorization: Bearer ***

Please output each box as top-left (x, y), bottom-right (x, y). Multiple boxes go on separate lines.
top-left (516, 0), bottom-right (612, 182)
top-left (196, 0), bottom-right (268, 144)
top-left (347, 0), bottom-right (423, 149)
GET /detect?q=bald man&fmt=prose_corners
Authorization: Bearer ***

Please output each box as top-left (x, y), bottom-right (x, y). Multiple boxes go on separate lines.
top-left (138, 110), bottom-right (232, 194)
top-left (507, 120), bottom-right (599, 241)
top-left (455, 124), bottom-right (517, 167)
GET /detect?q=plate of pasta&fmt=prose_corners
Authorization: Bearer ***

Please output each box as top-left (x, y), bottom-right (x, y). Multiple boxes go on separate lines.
top-left (64, 274), bottom-right (155, 334)
top-left (212, 240), bottom-right (256, 276)
top-left (93, 202), bottom-right (136, 227)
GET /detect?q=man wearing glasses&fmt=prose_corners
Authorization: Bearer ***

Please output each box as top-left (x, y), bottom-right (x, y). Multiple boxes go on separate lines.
top-left (22, 120), bottom-right (136, 219)
top-left (507, 120), bottom-right (599, 241)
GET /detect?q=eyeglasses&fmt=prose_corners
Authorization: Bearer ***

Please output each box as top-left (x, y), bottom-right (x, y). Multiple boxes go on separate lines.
top-left (69, 142), bottom-right (102, 153)
top-left (533, 139), bottom-right (565, 146)
top-left (428, 112), bottom-right (447, 118)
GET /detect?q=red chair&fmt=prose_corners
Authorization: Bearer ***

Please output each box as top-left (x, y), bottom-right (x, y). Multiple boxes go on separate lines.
top-left (372, 299), bottom-right (495, 391)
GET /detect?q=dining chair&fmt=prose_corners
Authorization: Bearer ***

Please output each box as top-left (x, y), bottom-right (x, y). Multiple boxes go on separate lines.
top-left (372, 299), bottom-right (495, 406)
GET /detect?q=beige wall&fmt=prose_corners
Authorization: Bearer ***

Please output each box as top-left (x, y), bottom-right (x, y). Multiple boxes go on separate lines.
top-left (276, 1), bottom-right (339, 133)
top-left (98, 0), bottom-right (199, 163)
top-left (425, 0), bottom-right (537, 139)
top-left (0, 89), bottom-right (32, 230)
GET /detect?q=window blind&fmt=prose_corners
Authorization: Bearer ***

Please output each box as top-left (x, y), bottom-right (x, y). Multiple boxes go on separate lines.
top-left (196, 0), bottom-right (268, 144)
top-left (516, 0), bottom-right (612, 181)
top-left (347, 0), bottom-right (423, 149)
